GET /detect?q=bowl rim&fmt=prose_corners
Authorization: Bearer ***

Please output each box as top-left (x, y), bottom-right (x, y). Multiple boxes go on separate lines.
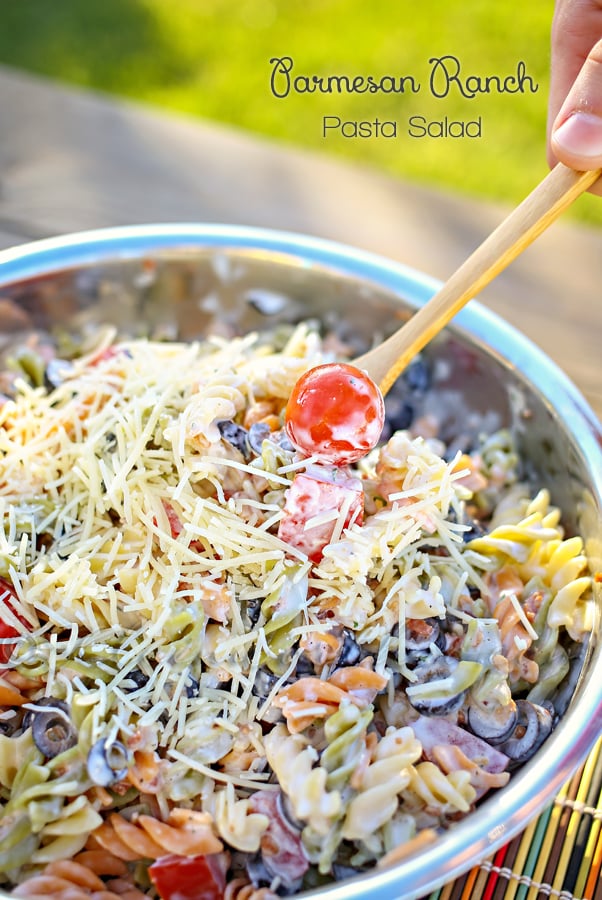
top-left (0, 223), bottom-right (600, 900)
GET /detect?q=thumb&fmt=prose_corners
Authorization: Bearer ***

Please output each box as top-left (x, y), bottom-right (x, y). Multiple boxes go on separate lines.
top-left (551, 37), bottom-right (602, 172)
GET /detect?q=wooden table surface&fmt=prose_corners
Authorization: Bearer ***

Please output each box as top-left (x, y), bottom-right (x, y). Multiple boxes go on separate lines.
top-left (0, 64), bottom-right (600, 420)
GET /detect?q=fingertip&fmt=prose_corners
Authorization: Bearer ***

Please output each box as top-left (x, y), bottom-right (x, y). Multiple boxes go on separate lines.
top-left (552, 112), bottom-right (602, 170)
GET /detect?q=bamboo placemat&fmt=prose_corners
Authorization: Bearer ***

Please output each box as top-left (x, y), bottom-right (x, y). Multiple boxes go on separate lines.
top-left (426, 737), bottom-right (602, 900)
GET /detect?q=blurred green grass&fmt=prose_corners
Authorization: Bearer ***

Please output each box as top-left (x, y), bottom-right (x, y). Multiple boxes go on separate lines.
top-left (2, 0), bottom-right (601, 225)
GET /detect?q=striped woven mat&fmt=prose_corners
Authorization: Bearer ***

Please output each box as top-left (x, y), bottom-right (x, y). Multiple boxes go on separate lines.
top-left (426, 737), bottom-right (602, 900)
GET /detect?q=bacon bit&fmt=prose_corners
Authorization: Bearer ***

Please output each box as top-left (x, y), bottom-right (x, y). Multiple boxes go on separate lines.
top-left (595, 572), bottom-right (602, 583)
top-left (524, 590), bottom-right (545, 619)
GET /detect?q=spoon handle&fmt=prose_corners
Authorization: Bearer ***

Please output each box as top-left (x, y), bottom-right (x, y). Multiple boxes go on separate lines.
top-left (354, 163), bottom-right (600, 395)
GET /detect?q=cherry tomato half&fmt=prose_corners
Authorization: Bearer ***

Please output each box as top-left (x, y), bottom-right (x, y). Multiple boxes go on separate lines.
top-left (285, 363), bottom-right (385, 465)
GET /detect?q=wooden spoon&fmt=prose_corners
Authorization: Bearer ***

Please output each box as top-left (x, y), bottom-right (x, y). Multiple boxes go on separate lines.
top-left (354, 163), bottom-right (600, 396)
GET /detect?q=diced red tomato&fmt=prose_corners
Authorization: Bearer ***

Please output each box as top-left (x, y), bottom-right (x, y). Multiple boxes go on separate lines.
top-left (0, 578), bottom-right (31, 665)
top-left (88, 345), bottom-right (130, 366)
top-left (285, 363), bottom-right (385, 465)
top-left (149, 853), bottom-right (227, 900)
top-left (277, 471), bottom-right (364, 562)
top-left (249, 791), bottom-right (309, 884)
top-left (162, 500), bottom-right (183, 538)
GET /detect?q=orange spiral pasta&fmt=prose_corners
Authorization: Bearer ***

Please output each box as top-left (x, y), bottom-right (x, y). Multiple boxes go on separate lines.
top-left (89, 808), bottom-right (223, 861)
top-left (223, 877), bottom-right (280, 900)
top-left (10, 857), bottom-right (150, 899)
top-left (273, 665), bottom-right (388, 732)
top-left (126, 750), bottom-right (163, 795)
top-left (485, 566), bottom-right (538, 683)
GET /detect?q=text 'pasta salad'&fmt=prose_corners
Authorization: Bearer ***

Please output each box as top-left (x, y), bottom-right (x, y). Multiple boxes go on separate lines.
top-left (0, 324), bottom-right (593, 900)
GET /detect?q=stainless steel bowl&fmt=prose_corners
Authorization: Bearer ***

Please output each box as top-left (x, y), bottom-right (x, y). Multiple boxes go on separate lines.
top-left (0, 224), bottom-right (600, 900)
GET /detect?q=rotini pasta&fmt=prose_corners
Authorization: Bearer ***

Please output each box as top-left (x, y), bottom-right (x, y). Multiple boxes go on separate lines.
top-left (223, 879), bottom-right (279, 900)
top-left (90, 809), bottom-right (223, 860)
top-left (0, 323), bottom-right (593, 898)
top-left (11, 858), bottom-right (150, 899)
top-left (341, 726), bottom-right (422, 841)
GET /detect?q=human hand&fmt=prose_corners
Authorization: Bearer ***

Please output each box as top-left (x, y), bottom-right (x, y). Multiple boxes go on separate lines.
top-left (548, 0), bottom-right (602, 194)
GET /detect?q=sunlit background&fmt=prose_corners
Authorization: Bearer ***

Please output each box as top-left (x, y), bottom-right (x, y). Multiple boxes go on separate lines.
top-left (1, 0), bottom-right (600, 225)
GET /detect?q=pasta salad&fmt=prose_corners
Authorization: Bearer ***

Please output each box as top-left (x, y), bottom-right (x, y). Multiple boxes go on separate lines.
top-left (0, 323), bottom-right (593, 900)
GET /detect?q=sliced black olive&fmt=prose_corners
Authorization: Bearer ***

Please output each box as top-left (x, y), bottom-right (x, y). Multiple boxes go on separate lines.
top-left (246, 852), bottom-right (274, 888)
top-left (247, 422), bottom-right (271, 456)
top-left (107, 507), bottom-right (122, 526)
top-left (247, 850), bottom-right (303, 894)
top-left (276, 790), bottom-right (303, 831)
top-left (252, 667), bottom-right (281, 702)
top-left (0, 710), bottom-right (23, 737)
top-left (461, 519), bottom-right (487, 542)
top-left (332, 863), bottom-right (368, 881)
top-left (294, 653), bottom-right (316, 677)
top-left (244, 598), bottom-right (262, 626)
top-left (45, 358), bottom-right (75, 388)
top-left (384, 396), bottom-right (415, 435)
top-left (121, 669), bottom-right (148, 692)
top-left (104, 431), bottom-right (118, 452)
top-left (497, 699), bottom-right (553, 765)
top-left (405, 619), bottom-right (447, 668)
top-left (334, 630), bottom-right (362, 668)
top-left (28, 699), bottom-right (78, 758)
top-left (535, 701), bottom-right (554, 733)
top-left (275, 432), bottom-right (295, 453)
top-left (87, 738), bottom-right (131, 787)
top-left (185, 675), bottom-right (200, 698)
top-left (404, 358), bottom-right (431, 393)
top-left (405, 618), bottom-right (441, 652)
top-left (467, 701), bottom-right (518, 744)
top-left (407, 656), bottom-right (466, 716)
top-left (217, 420), bottom-right (249, 457)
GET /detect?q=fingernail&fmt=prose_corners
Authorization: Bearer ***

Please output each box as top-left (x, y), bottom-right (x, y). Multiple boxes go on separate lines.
top-left (553, 112), bottom-right (602, 160)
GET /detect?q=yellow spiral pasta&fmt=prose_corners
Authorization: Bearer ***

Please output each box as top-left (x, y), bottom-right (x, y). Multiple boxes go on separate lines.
top-left (408, 762), bottom-right (476, 815)
top-left (213, 783), bottom-right (270, 853)
top-left (264, 725), bottom-right (342, 836)
top-left (341, 726), bottom-right (422, 842)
